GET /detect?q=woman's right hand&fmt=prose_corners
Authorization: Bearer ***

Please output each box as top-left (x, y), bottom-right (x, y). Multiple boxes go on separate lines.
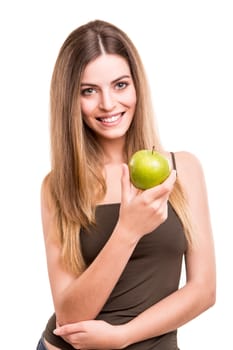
top-left (118, 164), bottom-right (177, 241)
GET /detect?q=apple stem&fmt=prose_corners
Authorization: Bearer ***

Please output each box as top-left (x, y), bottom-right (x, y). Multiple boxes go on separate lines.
top-left (152, 145), bottom-right (155, 154)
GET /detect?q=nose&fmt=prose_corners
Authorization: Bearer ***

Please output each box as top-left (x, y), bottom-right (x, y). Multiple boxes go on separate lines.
top-left (99, 90), bottom-right (115, 111)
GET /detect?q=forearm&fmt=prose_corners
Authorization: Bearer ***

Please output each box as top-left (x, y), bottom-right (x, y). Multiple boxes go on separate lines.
top-left (122, 282), bottom-right (215, 347)
top-left (57, 223), bottom-right (139, 325)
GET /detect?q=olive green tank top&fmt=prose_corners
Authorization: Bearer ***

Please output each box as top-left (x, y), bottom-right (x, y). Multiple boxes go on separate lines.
top-left (42, 154), bottom-right (186, 349)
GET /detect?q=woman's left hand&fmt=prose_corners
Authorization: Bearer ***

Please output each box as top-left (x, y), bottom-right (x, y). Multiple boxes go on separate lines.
top-left (53, 319), bottom-right (127, 349)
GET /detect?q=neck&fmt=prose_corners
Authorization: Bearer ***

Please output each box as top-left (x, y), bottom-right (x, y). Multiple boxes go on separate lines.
top-left (98, 137), bottom-right (126, 164)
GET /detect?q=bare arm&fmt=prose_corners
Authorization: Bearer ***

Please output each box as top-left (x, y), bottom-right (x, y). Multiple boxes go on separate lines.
top-left (120, 151), bottom-right (216, 346)
top-left (42, 165), bottom-right (177, 325)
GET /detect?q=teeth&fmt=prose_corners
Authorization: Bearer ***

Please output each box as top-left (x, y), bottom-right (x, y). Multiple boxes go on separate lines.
top-left (99, 114), bottom-right (121, 123)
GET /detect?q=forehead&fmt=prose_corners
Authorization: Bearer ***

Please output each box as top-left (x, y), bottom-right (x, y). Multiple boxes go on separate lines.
top-left (81, 54), bottom-right (131, 83)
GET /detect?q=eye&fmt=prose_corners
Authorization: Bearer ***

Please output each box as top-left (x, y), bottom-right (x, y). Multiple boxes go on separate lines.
top-left (81, 87), bottom-right (96, 96)
top-left (115, 81), bottom-right (128, 90)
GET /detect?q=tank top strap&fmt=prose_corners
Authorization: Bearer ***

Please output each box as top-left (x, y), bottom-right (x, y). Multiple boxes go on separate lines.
top-left (170, 152), bottom-right (177, 171)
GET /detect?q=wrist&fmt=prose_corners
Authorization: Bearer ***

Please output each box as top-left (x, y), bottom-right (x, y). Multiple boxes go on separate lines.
top-left (114, 324), bottom-right (131, 349)
top-left (117, 321), bottom-right (143, 348)
top-left (114, 221), bottom-right (141, 247)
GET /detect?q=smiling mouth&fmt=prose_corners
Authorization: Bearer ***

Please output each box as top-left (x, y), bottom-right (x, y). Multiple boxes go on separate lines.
top-left (96, 112), bottom-right (124, 124)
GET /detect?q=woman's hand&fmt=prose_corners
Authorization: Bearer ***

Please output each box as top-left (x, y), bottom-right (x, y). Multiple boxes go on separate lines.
top-left (118, 164), bottom-right (176, 241)
top-left (53, 320), bottom-right (126, 349)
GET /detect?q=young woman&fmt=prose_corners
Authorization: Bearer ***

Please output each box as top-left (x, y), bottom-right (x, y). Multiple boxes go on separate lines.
top-left (36, 20), bottom-right (216, 350)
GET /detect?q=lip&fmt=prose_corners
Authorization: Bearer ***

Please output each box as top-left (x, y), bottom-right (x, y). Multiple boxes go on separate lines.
top-left (96, 112), bottom-right (124, 126)
top-left (96, 112), bottom-right (123, 119)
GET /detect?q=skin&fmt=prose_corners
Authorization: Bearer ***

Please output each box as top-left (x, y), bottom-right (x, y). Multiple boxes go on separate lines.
top-left (42, 54), bottom-right (216, 350)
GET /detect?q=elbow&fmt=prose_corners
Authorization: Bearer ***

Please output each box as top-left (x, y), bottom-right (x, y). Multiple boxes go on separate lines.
top-left (55, 298), bottom-right (97, 325)
top-left (206, 273), bottom-right (216, 308)
top-left (55, 304), bottom-right (69, 326)
top-left (207, 285), bottom-right (216, 308)
top-left (188, 278), bottom-right (216, 314)
top-left (56, 303), bottom-right (82, 325)
top-left (55, 298), bottom-right (79, 325)
top-left (201, 281), bottom-right (216, 311)
top-left (204, 288), bottom-right (216, 310)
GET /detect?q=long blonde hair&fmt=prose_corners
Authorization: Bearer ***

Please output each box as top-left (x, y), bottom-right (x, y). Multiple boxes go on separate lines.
top-left (45, 20), bottom-right (193, 275)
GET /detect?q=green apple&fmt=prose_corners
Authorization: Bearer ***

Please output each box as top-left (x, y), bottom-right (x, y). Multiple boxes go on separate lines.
top-left (128, 148), bottom-right (171, 190)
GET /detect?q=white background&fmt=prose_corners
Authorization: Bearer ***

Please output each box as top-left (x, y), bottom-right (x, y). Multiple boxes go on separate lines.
top-left (0, 0), bottom-right (232, 348)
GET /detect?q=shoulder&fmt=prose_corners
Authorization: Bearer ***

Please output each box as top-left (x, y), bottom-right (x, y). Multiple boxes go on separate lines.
top-left (41, 174), bottom-right (50, 208)
top-left (173, 151), bottom-right (203, 172)
top-left (164, 150), bottom-right (203, 176)
top-left (173, 150), bottom-right (204, 175)
top-left (40, 172), bottom-right (58, 240)
top-left (172, 151), bottom-right (207, 201)
top-left (41, 172), bottom-right (54, 210)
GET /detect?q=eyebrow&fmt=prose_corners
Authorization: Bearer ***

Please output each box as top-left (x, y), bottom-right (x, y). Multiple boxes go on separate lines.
top-left (80, 75), bottom-right (131, 87)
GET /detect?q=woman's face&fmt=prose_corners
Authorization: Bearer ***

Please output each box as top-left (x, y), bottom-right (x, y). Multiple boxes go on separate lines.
top-left (80, 54), bottom-right (137, 142)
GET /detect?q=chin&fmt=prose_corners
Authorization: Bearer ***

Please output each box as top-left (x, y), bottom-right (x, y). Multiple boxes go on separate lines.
top-left (97, 129), bottom-right (129, 141)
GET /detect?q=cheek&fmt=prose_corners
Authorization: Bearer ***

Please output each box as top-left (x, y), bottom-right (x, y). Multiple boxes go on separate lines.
top-left (126, 90), bottom-right (137, 109)
top-left (126, 86), bottom-right (137, 105)
top-left (81, 98), bottom-right (97, 117)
